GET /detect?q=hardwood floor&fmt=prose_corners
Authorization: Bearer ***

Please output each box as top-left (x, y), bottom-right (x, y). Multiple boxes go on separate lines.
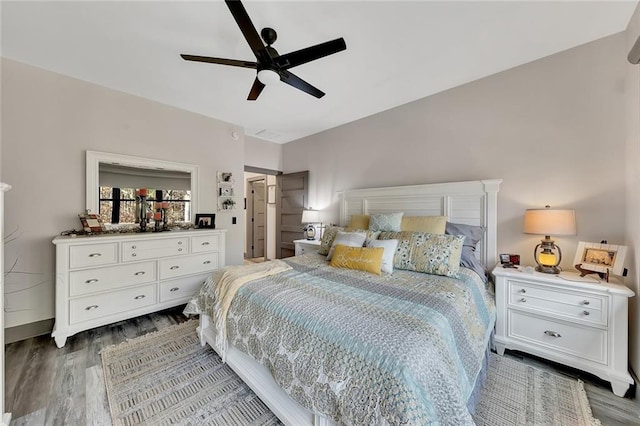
top-left (4, 306), bottom-right (640, 425)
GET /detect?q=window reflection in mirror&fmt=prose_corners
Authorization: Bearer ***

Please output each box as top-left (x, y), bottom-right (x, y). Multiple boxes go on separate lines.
top-left (99, 187), bottom-right (191, 224)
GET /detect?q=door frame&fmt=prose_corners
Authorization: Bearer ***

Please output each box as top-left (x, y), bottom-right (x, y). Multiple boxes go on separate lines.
top-left (245, 176), bottom-right (266, 259)
top-left (244, 166), bottom-right (281, 261)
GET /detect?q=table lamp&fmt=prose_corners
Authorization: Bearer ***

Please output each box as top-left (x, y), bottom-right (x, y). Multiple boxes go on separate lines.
top-left (523, 206), bottom-right (576, 274)
top-left (301, 209), bottom-right (320, 240)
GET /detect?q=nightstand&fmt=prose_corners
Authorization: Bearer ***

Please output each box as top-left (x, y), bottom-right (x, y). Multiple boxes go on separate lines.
top-left (293, 239), bottom-right (321, 256)
top-left (492, 265), bottom-right (635, 397)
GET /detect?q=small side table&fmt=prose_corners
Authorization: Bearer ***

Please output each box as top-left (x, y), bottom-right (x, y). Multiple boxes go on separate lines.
top-left (293, 239), bottom-right (321, 256)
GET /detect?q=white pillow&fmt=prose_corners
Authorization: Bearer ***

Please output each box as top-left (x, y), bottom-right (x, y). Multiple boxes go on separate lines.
top-left (367, 239), bottom-right (399, 273)
top-left (369, 212), bottom-right (404, 232)
top-left (326, 231), bottom-right (367, 261)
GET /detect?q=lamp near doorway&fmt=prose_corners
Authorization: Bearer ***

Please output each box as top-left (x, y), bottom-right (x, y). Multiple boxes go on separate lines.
top-left (523, 205), bottom-right (576, 274)
top-left (301, 209), bottom-right (320, 240)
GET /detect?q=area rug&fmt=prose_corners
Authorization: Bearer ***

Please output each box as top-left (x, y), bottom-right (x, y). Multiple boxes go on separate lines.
top-left (102, 320), bottom-right (601, 426)
top-left (101, 321), bottom-right (280, 426)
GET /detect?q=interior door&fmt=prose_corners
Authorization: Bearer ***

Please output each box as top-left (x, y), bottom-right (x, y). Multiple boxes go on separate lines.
top-left (250, 180), bottom-right (265, 258)
top-left (276, 171), bottom-right (308, 258)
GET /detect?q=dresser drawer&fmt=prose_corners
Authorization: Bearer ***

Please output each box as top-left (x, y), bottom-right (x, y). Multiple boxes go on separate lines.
top-left (69, 261), bottom-right (156, 297)
top-left (159, 274), bottom-right (209, 303)
top-left (159, 253), bottom-right (219, 280)
top-left (508, 280), bottom-right (607, 326)
top-left (508, 310), bottom-right (607, 365)
top-left (191, 234), bottom-right (220, 253)
top-left (69, 243), bottom-right (118, 269)
top-left (122, 237), bottom-right (188, 261)
top-left (69, 284), bottom-right (156, 325)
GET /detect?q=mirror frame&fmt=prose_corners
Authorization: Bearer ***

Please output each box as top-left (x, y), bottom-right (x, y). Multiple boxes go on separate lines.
top-left (86, 150), bottom-right (199, 223)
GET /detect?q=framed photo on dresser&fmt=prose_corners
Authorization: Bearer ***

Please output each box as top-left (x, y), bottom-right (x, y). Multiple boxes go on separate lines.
top-left (574, 241), bottom-right (627, 275)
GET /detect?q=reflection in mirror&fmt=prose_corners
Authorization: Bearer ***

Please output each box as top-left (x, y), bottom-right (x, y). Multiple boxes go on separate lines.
top-left (86, 151), bottom-right (199, 225)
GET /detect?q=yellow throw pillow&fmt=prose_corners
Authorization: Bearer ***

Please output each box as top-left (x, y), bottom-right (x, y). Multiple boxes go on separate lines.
top-left (347, 214), bottom-right (370, 231)
top-left (401, 216), bottom-right (447, 234)
top-left (330, 245), bottom-right (384, 275)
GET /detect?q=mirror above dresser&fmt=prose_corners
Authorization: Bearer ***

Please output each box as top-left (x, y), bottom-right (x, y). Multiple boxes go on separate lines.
top-left (86, 150), bottom-right (199, 225)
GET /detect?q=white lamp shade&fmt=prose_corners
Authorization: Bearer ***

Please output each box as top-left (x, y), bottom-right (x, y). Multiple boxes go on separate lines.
top-left (301, 209), bottom-right (319, 224)
top-left (523, 208), bottom-right (576, 236)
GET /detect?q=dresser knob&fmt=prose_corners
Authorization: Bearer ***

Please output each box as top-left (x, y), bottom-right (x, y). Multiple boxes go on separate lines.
top-left (170, 287), bottom-right (179, 292)
top-left (134, 295), bottom-right (146, 300)
top-left (132, 245), bottom-right (137, 249)
top-left (544, 330), bottom-right (561, 338)
top-left (582, 300), bottom-right (590, 305)
top-left (134, 271), bottom-right (145, 276)
top-left (520, 289), bottom-right (526, 294)
top-left (88, 253), bottom-right (102, 258)
top-left (132, 253), bottom-right (137, 257)
top-left (178, 241), bottom-right (183, 245)
top-left (170, 266), bottom-right (180, 270)
top-left (202, 242), bottom-right (210, 246)
top-left (178, 248), bottom-right (183, 252)
top-left (85, 305), bottom-right (99, 311)
top-left (85, 279), bottom-right (99, 284)
top-left (583, 310), bottom-right (590, 316)
top-left (520, 298), bottom-right (527, 303)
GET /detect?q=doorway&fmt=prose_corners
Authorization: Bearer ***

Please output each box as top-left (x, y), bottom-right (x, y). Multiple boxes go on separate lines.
top-left (244, 168), bottom-right (280, 262)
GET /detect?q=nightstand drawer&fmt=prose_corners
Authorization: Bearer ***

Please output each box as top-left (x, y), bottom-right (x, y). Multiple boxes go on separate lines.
top-left (508, 280), bottom-right (607, 326)
top-left (508, 310), bottom-right (607, 365)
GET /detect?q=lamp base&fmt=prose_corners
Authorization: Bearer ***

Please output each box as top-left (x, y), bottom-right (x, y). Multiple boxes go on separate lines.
top-left (535, 264), bottom-right (561, 274)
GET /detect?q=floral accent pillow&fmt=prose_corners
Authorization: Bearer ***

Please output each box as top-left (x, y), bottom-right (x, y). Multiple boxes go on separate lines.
top-left (379, 231), bottom-right (465, 277)
top-left (318, 226), bottom-right (344, 256)
top-left (368, 212), bottom-right (404, 232)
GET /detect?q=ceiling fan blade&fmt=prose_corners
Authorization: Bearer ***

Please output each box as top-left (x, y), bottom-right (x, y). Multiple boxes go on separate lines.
top-left (224, 0), bottom-right (266, 61)
top-left (279, 70), bottom-right (325, 98)
top-left (275, 38), bottom-right (346, 70)
top-left (247, 77), bottom-right (265, 101)
top-left (180, 54), bottom-right (257, 69)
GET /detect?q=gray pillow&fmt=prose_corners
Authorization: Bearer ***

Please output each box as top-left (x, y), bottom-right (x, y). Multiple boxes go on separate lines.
top-left (445, 222), bottom-right (487, 282)
top-left (369, 212), bottom-right (404, 232)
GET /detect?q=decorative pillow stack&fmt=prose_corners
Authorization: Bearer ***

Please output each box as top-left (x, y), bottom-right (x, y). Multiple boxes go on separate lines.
top-left (379, 231), bottom-right (465, 277)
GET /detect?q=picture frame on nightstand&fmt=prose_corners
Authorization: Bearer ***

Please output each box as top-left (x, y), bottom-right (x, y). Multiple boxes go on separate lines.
top-left (574, 241), bottom-right (627, 275)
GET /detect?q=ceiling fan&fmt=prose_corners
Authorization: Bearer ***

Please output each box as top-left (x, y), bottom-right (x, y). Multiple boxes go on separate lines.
top-left (181, 0), bottom-right (346, 101)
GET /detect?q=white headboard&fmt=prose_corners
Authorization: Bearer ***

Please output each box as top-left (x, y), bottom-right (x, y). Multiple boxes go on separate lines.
top-left (338, 179), bottom-right (502, 268)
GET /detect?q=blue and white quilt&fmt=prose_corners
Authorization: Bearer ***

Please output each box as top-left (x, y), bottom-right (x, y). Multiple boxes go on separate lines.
top-left (189, 253), bottom-right (495, 425)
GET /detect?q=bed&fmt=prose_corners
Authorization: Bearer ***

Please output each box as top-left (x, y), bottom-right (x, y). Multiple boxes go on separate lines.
top-left (187, 179), bottom-right (501, 425)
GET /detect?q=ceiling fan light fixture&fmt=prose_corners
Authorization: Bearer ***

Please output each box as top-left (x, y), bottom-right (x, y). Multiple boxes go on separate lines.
top-left (257, 69), bottom-right (280, 86)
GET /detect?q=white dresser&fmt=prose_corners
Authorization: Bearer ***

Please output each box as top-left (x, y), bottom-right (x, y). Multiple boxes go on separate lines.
top-left (493, 265), bottom-right (634, 396)
top-left (52, 229), bottom-right (226, 348)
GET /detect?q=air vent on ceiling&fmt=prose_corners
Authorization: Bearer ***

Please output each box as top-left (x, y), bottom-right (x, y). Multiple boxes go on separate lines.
top-left (254, 129), bottom-right (282, 140)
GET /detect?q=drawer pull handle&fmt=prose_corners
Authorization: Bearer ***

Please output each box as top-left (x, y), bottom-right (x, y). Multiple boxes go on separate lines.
top-left (88, 253), bottom-right (102, 258)
top-left (203, 260), bottom-right (212, 265)
top-left (170, 266), bottom-right (180, 270)
top-left (178, 248), bottom-right (183, 252)
top-left (544, 330), bottom-right (561, 338)
top-left (582, 300), bottom-right (590, 305)
top-left (202, 242), bottom-right (210, 246)
top-left (85, 279), bottom-right (99, 284)
top-left (85, 305), bottom-right (99, 311)
top-left (520, 298), bottom-right (526, 303)
top-left (520, 289), bottom-right (526, 294)
top-left (170, 287), bottom-right (180, 292)
top-left (132, 245), bottom-right (137, 249)
top-left (131, 253), bottom-right (137, 257)
top-left (134, 271), bottom-right (145, 276)
top-left (178, 241), bottom-right (183, 245)
top-left (583, 310), bottom-right (590, 316)
top-left (134, 295), bottom-right (146, 300)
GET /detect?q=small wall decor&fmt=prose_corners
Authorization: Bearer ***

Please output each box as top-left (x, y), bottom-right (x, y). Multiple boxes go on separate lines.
top-left (195, 213), bottom-right (216, 229)
top-left (78, 210), bottom-right (106, 234)
top-left (574, 241), bottom-right (627, 277)
top-left (217, 171), bottom-right (237, 212)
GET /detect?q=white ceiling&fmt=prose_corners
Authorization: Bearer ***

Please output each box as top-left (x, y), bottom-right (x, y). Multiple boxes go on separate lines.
top-left (2, 1), bottom-right (637, 143)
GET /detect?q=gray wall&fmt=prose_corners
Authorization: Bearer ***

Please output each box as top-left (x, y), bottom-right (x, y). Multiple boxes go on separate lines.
top-left (283, 33), bottom-right (627, 275)
top-left (1, 59), bottom-right (246, 328)
top-left (625, 3), bottom-right (640, 387)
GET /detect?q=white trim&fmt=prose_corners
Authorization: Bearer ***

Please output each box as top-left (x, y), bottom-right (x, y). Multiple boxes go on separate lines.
top-left (199, 179), bottom-right (502, 425)
top-left (85, 151), bottom-right (199, 222)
